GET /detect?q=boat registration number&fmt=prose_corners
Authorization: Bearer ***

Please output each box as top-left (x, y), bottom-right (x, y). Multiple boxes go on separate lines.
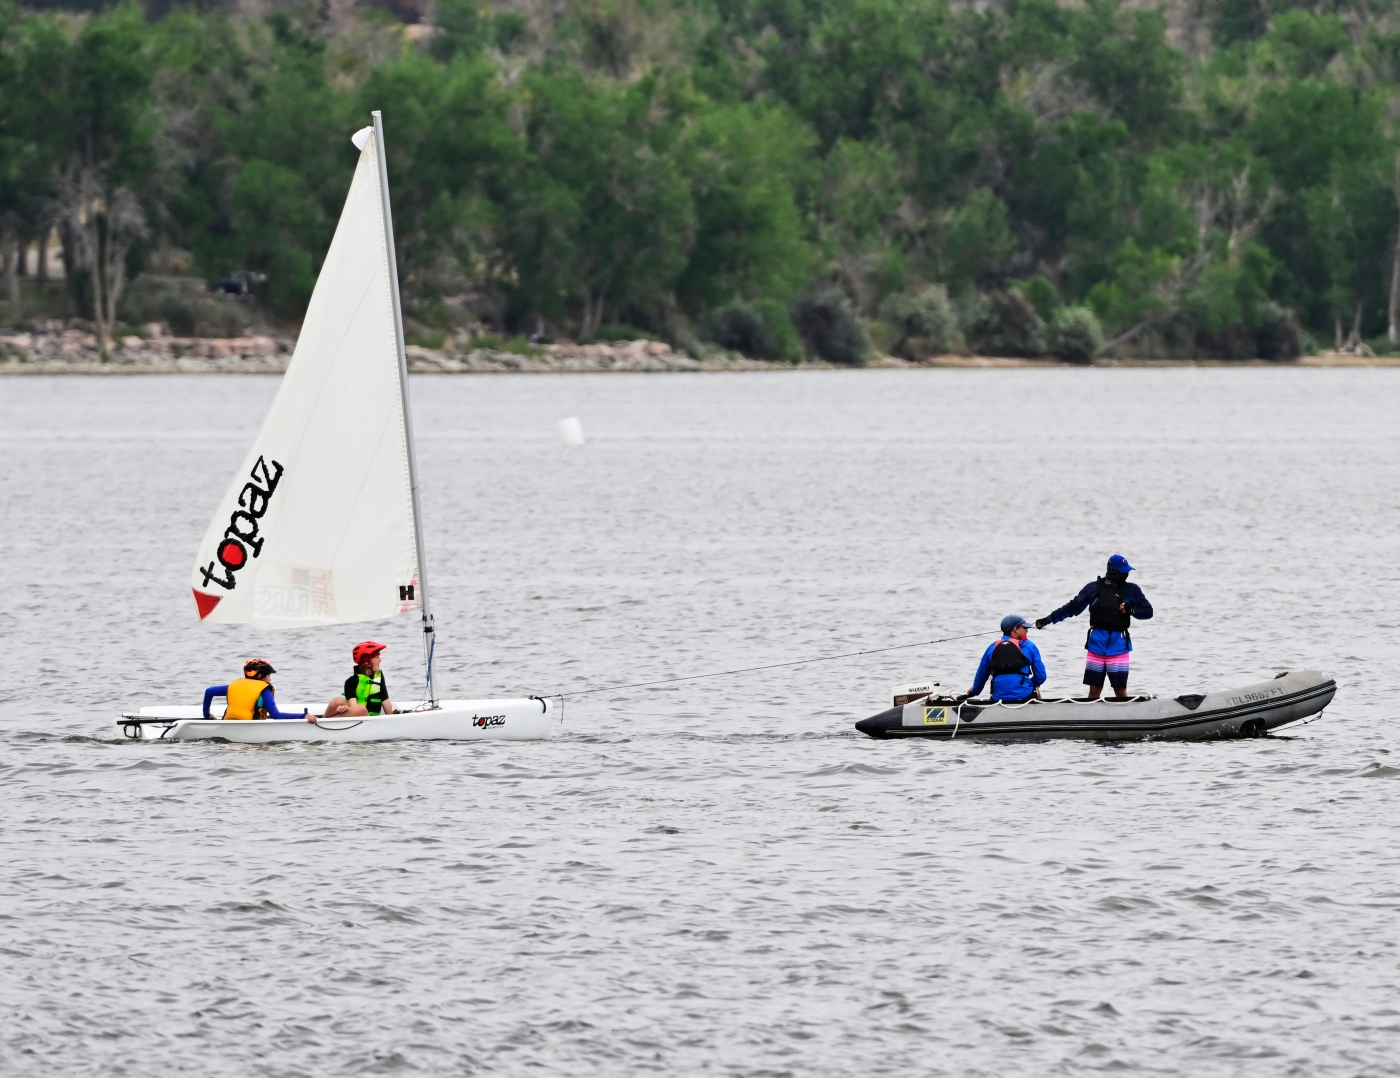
top-left (1230, 686), bottom-right (1285, 706)
top-left (923, 706), bottom-right (951, 726)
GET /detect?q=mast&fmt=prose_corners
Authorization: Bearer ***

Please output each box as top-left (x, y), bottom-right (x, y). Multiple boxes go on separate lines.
top-left (372, 110), bottom-right (438, 706)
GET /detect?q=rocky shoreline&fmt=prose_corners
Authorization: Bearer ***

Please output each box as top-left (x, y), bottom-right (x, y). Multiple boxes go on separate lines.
top-left (2, 327), bottom-right (1396, 373)
top-left (0, 329), bottom-right (789, 373)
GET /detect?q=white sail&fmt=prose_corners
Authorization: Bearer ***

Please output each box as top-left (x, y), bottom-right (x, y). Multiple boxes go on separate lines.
top-left (189, 128), bottom-right (420, 629)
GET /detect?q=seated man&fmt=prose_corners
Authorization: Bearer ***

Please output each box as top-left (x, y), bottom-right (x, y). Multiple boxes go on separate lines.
top-left (321, 641), bottom-right (396, 718)
top-left (968, 616), bottom-right (1047, 703)
top-left (203, 659), bottom-right (309, 720)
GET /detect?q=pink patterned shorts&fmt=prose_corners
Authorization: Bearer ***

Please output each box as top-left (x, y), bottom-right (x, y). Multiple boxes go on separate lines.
top-left (1084, 650), bottom-right (1130, 689)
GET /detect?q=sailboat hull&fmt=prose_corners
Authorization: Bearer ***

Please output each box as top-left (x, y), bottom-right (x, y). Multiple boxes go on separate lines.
top-left (115, 697), bottom-right (553, 743)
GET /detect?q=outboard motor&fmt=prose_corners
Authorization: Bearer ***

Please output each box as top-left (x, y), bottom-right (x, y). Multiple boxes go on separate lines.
top-left (889, 680), bottom-right (941, 708)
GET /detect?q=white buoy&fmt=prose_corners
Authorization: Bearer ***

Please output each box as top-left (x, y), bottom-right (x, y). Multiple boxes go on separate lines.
top-left (558, 416), bottom-right (585, 446)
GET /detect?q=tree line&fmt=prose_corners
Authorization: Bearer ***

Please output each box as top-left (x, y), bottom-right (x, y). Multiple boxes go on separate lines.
top-left (4, 0), bottom-right (1400, 360)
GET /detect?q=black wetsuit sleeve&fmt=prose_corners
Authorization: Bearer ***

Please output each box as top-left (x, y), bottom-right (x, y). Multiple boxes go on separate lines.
top-left (1124, 583), bottom-right (1153, 620)
top-left (1048, 581), bottom-right (1097, 624)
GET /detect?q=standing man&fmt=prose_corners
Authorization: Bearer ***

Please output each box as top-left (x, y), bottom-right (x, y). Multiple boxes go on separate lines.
top-left (968, 615), bottom-right (1047, 703)
top-left (1035, 554), bottom-right (1153, 700)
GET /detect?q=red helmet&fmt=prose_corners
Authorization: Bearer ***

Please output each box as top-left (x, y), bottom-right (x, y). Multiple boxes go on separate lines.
top-left (352, 641), bottom-right (386, 665)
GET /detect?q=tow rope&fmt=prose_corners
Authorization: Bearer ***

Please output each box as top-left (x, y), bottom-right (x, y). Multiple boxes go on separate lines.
top-left (545, 629), bottom-right (1000, 701)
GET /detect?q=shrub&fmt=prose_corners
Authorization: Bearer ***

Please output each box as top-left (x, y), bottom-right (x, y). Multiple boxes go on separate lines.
top-left (702, 299), bottom-right (802, 361)
top-left (1252, 302), bottom-right (1302, 361)
top-left (1047, 306), bottom-right (1104, 363)
top-left (878, 285), bottom-right (962, 358)
top-left (676, 327), bottom-right (705, 359)
top-left (791, 284), bottom-right (868, 365)
top-left (118, 276), bottom-right (260, 338)
top-left (953, 291), bottom-right (989, 338)
top-left (588, 323), bottom-right (655, 342)
top-left (750, 299), bottom-right (803, 362)
top-left (961, 289), bottom-right (1046, 356)
top-left (703, 302), bottom-right (762, 353)
top-left (407, 329), bottom-right (448, 349)
top-left (471, 334), bottom-right (542, 356)
top-left (1017, 275), bottom-right (1061, 322)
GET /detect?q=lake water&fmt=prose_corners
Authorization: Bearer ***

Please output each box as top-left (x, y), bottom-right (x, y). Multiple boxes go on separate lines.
top-left (2, 369), bottom-right (1397, 1076)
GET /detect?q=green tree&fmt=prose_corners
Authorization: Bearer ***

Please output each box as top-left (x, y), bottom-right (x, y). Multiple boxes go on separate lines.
top-left (356, 52), bottom-right (524, 311)
top-left (1067, 0), bottom-right (1184, 140)
top-left (941, 189), bottom-right (1017, 292)
top-left (0, 4), bottom-right (37, 319)
top-left (224, 161), bottom-right (324, 316)
top-left (817, 137), bottom-right (904, 312)
top-left (44, 2), bottom-right (156, 351)
top-left (676, 102), bottom-right (816, 314)
top-left (511, 70), bottom-right (693, 336)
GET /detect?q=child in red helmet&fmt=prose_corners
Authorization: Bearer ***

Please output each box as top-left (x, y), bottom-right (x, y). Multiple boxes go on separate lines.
top-left (321, 641), bottom-right (395, 718)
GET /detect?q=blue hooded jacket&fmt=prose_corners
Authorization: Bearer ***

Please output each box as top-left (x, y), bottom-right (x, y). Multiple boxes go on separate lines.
top-left (970, 637), bottom-right (1047, 702)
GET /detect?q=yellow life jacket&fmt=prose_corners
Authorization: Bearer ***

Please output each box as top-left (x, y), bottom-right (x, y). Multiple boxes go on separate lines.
top-left (224, 677), bottom-right (269, 720)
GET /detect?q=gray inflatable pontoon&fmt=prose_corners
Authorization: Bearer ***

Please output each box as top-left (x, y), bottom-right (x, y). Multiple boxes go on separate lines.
top-left (855, 670), bottom-right (1336, 741)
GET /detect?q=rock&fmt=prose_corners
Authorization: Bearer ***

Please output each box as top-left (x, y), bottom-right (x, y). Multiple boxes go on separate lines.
top-left (405, 346), bottom-right (462, 371)
top-left (229, 336), bottom-right (276, 356)
top-left (121, 336), bottom-right (144, 351)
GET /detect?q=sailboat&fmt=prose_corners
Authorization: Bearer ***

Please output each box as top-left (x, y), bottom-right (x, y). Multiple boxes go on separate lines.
top-left (116, 113), bottom-right (553, 743)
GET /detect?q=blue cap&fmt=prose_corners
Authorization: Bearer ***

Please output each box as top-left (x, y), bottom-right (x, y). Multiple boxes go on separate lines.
top-left (1000, 614), bottom-right (1029, 634)
top-left (1108, 554), bottom-right (1134, 574)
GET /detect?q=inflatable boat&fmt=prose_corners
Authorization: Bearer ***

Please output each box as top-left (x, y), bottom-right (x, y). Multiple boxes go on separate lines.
top-left (115, 697), bottom-right (553, 743)
top-left (855, 670), bottom-right (1335, 741)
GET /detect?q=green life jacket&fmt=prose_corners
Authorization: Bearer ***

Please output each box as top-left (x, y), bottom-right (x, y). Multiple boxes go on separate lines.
top-left (347, 671), bottom-right (388, 714)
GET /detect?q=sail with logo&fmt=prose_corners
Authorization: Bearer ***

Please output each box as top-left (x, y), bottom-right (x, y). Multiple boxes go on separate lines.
top-left (189, 124), bottom-right (419, 630)
top-left (116, 113), bottom-right (553, 743)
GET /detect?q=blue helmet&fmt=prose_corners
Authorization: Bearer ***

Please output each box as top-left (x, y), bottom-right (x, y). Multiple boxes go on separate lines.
top-left (1000, 614), bottom-right (1029, 634)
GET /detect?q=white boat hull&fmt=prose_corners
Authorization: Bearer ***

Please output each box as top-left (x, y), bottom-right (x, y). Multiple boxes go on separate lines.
top-left (116, 697), bottom-right (553, 743)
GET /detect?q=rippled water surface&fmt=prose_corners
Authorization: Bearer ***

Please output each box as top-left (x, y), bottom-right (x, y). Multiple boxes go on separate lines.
top-left (3, 369), bottom-right (1398, 1076)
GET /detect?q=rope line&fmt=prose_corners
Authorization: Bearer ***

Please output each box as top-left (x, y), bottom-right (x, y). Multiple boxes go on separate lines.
top-left (422, 629), bottom-right (436, 706)
top-left (549, 629), bottom-right (1000, 700)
